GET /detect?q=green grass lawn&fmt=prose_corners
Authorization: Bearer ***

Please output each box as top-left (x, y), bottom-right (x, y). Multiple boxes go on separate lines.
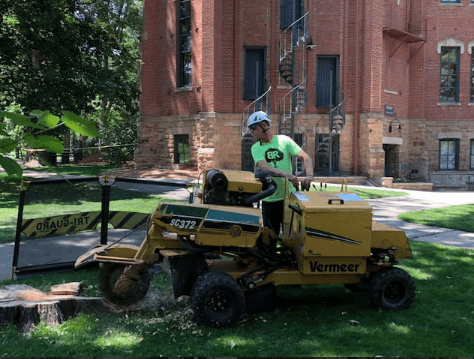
top-left (0, 240), bottom-right (473, 357)
top-left (398, 203), bottom-right (474, 232)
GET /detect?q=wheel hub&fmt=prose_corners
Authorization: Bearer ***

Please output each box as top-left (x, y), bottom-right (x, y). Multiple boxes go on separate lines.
top-left (114, 276), bottom-right (137, 296)
top-left (385, 281), bottom-right (405, 302)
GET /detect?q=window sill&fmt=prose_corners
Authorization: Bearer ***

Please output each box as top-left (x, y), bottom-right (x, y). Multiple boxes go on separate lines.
top-left (175, 86), bottom-right (193, 93)
top-left (437, 102), bottom-right (461, 106)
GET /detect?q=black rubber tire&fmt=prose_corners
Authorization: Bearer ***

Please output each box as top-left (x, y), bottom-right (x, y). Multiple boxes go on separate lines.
top-left (368, 267), bottom-right (415, 310)
top-left (99, 263), bottom-right (151, 306)
top-left (190, 271), bottom-right (245, 328)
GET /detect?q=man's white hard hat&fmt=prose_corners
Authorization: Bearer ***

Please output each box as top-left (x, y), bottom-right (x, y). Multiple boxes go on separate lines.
top-left (247, 111), bottom-right (271, 129)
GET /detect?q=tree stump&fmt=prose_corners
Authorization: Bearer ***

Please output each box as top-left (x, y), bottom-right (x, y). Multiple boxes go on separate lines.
top-left (0, 283), bottom-right (107, 333)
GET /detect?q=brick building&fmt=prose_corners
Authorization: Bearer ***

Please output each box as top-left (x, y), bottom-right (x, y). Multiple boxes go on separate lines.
top-left (136, 0), bottom-right (474, 189)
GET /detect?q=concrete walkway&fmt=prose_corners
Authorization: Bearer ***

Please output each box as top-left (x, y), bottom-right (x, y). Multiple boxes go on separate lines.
top-left (367, 188), bottom-right (474, 249)
top-left (1, 173), bottom-right (474, 282)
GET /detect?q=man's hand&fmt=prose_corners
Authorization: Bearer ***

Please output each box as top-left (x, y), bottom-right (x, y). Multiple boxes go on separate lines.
top-left (288, 174), bottom-right (300, 188)
top-left (301, 176), bottom-right (314, 191)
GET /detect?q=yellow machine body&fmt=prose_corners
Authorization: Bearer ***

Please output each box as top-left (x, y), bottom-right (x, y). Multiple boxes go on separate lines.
top-left (75, 169), bottom-right (414, 317)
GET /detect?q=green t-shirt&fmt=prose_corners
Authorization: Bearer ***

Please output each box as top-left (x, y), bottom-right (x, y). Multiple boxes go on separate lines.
top-left (251, 134), bottom-right (302, 202)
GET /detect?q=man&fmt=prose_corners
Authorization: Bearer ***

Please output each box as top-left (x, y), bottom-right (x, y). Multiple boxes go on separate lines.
top-left (248, 111), bottom-right (314, 236)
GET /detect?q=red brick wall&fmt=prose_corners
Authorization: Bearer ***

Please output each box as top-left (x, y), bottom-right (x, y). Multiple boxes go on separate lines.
top-left (137, 0), bottom-right (474, 184)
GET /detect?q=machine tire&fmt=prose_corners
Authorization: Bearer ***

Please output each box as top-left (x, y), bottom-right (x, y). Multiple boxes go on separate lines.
top-left (190, 271), bottom-right (245, 328)
top-left (99, 263), bottom-right (151, 306)
top-left (368, 267), bottom-right (415, 310)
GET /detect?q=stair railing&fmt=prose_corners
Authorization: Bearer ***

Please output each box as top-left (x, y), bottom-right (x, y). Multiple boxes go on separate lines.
top-left (241, 86), bottom-right (272, 138)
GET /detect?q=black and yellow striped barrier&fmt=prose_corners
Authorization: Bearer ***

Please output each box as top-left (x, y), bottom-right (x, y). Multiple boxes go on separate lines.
top-left (20, 211), bottom-right (150, 239)
top-left (12, 176), bottom-right (189, 278)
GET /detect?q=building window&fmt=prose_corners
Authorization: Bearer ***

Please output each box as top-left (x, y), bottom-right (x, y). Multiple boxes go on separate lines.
top-left (244, 48), bottom-right (266, 100)
top-left (280, 0), bottom-right (303, 29)
top-left (316, 56), bottom-right (339, 108)
top-left (471, 48), bottom-right (474, 102)
top-left (439, 139), bottom-right (459, 171)
top-left (471, 140), bottom-right (474, 170)
top-left (440, 0), bottom-right (460, 3)
top-left (174, 134), bottom-right (190, 164)
top-left (177, 0), bottom-right (191, 88)
top-left (439, 47), bottom-right (460, 103)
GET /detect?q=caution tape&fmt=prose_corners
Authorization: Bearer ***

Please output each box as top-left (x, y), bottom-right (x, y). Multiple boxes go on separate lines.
top-left (21, 211), bottom-right (149, 239)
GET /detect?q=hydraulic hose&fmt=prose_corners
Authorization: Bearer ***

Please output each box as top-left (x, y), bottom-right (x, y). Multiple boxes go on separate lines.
top-left (178, 235), bottom-right (213, 253)
top-left (242, 183), bottom-right (276, 205)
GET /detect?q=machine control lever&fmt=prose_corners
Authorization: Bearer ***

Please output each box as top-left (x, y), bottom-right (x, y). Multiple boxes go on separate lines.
top-left (288, 204), bottom-right (303, 215)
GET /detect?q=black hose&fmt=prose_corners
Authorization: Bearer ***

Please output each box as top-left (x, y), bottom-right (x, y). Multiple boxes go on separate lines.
top-left (178, 236), bottom-right (213, 253)
top-left (242, 183), bottom-right (276, 205)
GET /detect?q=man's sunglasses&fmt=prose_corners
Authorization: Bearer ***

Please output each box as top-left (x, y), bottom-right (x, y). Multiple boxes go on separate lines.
top-left (248, 124), bottom-right (258, 131)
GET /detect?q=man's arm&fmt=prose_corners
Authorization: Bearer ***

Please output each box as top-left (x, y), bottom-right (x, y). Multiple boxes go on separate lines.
top-left (256, 160), bottom-right (300, 188)
top-left (297, 150), bottom-right (314, 190)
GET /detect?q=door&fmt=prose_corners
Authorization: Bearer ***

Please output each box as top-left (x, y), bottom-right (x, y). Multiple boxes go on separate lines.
top-left (316, 56), bottom-right (339, 108)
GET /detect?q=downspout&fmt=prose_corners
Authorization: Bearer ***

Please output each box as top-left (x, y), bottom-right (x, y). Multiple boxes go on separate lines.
top-left (343, 0), bottom-right (349, 122)
top-left (352, 0), bottom-right (360, 175)
top-left (233, 0), bottom-right (240, 113)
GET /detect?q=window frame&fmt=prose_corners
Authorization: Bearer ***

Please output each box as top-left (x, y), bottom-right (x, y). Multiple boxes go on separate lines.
top-left (177, 0), bottom-right (192, 89)
top-left (316, 56), bottom-right (340, 108)
top-left (174, 134), bottom-right (190, 164)
top-left (439, 139), bottom-right (459, 171)
top-left (439, 46), bottom-right (460, 103)
top-left (243, 47), bottom-right (267, 101)
top-left (470, 47), bottom-right (474, 103)
top-left (470, 139), bottom-right (474, 171)
top-left (280, 0), bottom-right (304, 29)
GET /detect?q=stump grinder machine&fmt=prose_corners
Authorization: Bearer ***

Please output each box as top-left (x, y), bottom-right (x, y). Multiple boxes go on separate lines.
top-left (75, 169), bottom-right (415, 327)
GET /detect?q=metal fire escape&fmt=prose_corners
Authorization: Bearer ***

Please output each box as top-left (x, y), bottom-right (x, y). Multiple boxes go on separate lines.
top-left (278, 9), bottom-right (309, 175)
top-left (315, 92), bottom-right (346, 175)
top-left (241, 86), bottom-right (272, 171)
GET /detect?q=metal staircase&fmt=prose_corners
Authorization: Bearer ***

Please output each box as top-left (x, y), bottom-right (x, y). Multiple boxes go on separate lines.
top-left (241, 86), bottom-right (272, 171)
top-left (278, 10), bottom-right (309, 175)
top-left (241, 86), bottom-right (272, 138)
top-left (315, 93), bottom-right (346, 175)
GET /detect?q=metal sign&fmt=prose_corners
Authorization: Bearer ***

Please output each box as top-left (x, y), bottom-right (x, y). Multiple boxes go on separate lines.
top-left (21, 212), bottom-right (102, 239)
top-left (21, 211), bottom-right (149, 239)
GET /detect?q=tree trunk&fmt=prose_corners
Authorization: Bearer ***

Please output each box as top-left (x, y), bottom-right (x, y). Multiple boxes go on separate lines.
top-left (0, 283), bottom-right (108, 333)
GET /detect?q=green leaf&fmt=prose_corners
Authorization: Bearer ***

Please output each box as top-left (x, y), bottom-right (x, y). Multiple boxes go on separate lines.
top-left (31, 135), bottom-right (64, 154)
top-left (0, 138), bottom-right (17, 154)
top-left (31, 110), bottom-right (60, 128)
top-left (0, 155), bottom-right (22, 177)
top-left (0, 112), bottom-right (46, 129)
top-left (0, 124), bottom-right (7, 136)
top-left (23, 133), bottom-right (36, 144)
top-left (62, 111), bottom-right (102, 137)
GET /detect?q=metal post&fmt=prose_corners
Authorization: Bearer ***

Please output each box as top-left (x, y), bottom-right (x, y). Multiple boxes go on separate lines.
top-left (12, 180), bottom-right (28, 279)
top-left (329, 70), bottom-right (333, 175)
top-left (100, 176), bottom-right (111, 245)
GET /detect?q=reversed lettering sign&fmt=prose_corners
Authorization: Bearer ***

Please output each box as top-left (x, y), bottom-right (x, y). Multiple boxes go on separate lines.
top-left (21, 211), bottom-right (150, 239)
top-left (21, 212), bottom-right (102, 239)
